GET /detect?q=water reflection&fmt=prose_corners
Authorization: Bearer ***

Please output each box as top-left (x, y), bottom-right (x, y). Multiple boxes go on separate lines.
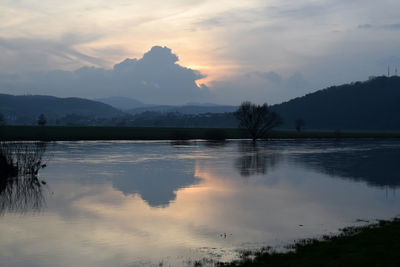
top-left (289, 141), bottom-right (400, 188)
top-left (111, 160), bottom-right (199, 207)
top-left (1, 140), bottom-right (400, 267)
top-left (170, 140), bottom-right (193, 146)
top-left (203, 140), bottom-right (227, 148)
top-left (0, 142), bottom-right (49, 214)
top-left (50, 141), bottom-right (203, 208)
top-left (235, 141), bottom-right (281, 177)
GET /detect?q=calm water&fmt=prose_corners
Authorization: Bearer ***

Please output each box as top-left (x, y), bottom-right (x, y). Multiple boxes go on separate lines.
top-left (1, 140), bottom-right (400, 266)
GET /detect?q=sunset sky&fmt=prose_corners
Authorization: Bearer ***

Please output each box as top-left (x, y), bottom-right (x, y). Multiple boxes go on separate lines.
top-left (1, 0), bottom-right (400, 104)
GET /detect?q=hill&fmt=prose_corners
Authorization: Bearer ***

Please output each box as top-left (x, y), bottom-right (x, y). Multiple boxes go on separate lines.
top-left (95, 96), bottom-right (145, 110)
top-left (272, 76), bottom-right (400, 131)
top-left (2, 76), bottom-right (400, 130)
top-left (0, 94), bottom-right (123, 124)
top-left (127, 104), bottom-right (237, 115)
top-left (95, 96), bottom-right (238, 115)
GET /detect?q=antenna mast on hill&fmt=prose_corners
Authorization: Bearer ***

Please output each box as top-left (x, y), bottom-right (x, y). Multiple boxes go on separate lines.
top-left (396, 67), bottom-right (398, 76)
top-left (388, 65), bottom-right (390, 76)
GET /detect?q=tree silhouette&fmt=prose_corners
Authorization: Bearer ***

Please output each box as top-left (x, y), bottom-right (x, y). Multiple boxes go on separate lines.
top-left (37, 114), bottom-right (47, 126)
top-left (295, 118), bottom-right (305, 132)
top-left (234, 101), bottom-right (282, 141)
top-left (0, 114), bottom-right (5, 126)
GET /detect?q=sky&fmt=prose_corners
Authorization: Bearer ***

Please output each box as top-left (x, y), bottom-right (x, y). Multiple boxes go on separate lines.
top-left (1, 0), bottom-right (400, 105)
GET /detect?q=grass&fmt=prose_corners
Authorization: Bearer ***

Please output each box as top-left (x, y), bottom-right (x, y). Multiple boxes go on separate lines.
top-left (217, 218), bottom-right (400, 267)
top-left (1, 125), bottom-right (400, 141)
top-left (0, 125), bottom-right (246, 141)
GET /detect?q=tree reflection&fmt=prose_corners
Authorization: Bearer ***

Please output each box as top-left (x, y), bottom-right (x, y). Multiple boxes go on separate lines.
top-left (204, 140), bottom-right (227, 148)
top-left (0, 142), bottom-right (49, 214)
top-left (235, 141), bottom-right (281, 177)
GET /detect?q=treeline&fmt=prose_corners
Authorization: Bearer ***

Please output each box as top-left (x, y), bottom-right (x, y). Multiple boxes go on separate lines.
top-left (2, 76), bottom-right (400, 131)
top-left (121, 112), bottom-right (237, 128)
top-left (0, 111), bottom-right (238, 128)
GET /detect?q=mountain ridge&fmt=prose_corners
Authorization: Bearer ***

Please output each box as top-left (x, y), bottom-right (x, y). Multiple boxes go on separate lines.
top-left (1, 76), bottom-right (400, 130)
top-left (0, 93), bottom-right (123, 124)
top-left (271, 76), bottom-right (400, 130)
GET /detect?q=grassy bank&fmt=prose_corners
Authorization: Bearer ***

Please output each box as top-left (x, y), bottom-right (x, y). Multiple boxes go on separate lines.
top-left (218, 218), bottom-right (400, 267)
top-left (0, 125), bottom-right (245, 141)
top-left (1, 125), bottom-right (400, 141)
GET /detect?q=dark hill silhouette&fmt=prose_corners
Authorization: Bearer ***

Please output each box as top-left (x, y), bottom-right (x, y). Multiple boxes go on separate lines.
top-left (2, 76), bottom-right (400, 129)
top-left (0, 94), bottom-right (123, 123)
top-left (272, 76), bottom-right (400, 130)
top-left (127, 104), bottom-right (237, 115)
top-left (95, 96), bottom-right (145, 110)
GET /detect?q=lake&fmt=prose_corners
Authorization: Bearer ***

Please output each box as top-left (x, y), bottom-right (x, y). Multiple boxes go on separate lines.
top-left (0, 140), bottom-right (399, 266)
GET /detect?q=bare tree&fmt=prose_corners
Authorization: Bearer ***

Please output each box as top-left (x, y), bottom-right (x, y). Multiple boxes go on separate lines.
top-left (234, 101), bottom-right (282, 141)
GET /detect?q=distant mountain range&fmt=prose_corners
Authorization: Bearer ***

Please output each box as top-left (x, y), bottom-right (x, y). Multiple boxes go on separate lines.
top-left (272, 76), bottom-right (400, 130)
top-left (95, 96), bottom-right (237, 114)
top-left (1, 76), bottom-right (400, 130)
top-left (126, 104), bottom-right (237, 115)
top-left (0, 94), bottom-right (123, 124)
top-left (94, 96), bottom-right (146, 110)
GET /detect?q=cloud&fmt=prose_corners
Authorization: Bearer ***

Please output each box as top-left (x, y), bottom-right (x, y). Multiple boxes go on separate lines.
top-left (194, 9), bottom-right (256, 30)
top-left (358, 23), bottom-right (400, 31)
top-left (0, 46), bottom-right (211, 105)
top-left (0, 35), bottom-right (107, 73)
top-left (211, 71), bottom-right (311, 105)
top-left (358, 24), bottom-right (373, 29)
top-left (254, 72), bottom-right (283, 84)
top-left (376, 56), bottom-right (400, 67)
top-left (270, 2), bottom-right (335, 19)
top-left (383, 24), bottom-right (400, 30)
top-left (1, 0), bottom-right (400, 105)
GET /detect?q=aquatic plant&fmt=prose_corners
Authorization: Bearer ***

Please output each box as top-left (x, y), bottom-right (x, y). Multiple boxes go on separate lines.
top-left (0, 141), bottom-right (49, 214)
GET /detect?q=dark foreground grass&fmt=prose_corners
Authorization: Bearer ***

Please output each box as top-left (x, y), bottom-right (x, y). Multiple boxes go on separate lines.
top-left (218, 218), bottom-right (400, 267)
top-left (1, 125), bottom-right (400, 141)
top-left (0, 126), bottom-right (246, 141)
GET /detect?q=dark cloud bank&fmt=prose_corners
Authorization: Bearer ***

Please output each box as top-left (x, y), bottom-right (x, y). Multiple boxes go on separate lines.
top-left (0, 45), bottom-right (312, 105)
top-left (0, 46), bottom-right (211, 105)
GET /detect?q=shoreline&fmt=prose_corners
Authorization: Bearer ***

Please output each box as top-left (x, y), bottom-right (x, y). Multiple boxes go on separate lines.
top-left (1, 125), bottom-right (400, 141)
top-left (217, 218), bottom-right (400, 267)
